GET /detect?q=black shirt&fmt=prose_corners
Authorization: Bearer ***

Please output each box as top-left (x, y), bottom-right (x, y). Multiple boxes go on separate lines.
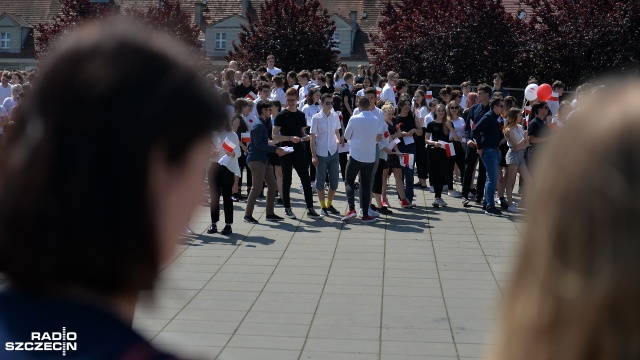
top-left (340, 84), bottom-right (353, 117)
top-left (527, 117), bottom-right (550, 151)
top-left (394, 113), bottom-right (417, 146)
top-left (472, 110), bottom-right (501, 150)
top-left (426, 121), bottom-right (448, 144)
top-left (232, 84), bottom-right (256, 99)
top-left (274, 109), bottom-right (306, 151)
top-left (320, 85), bottom-right (334, 95)
top-left (465, 102), bottom-right (490, 139)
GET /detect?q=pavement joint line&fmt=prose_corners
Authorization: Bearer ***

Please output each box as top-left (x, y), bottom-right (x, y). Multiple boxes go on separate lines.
top-left (214, 209), bottom-right (303, 360)
top-left (149, 209), bottom-right (261, 345)
top-left (424, 181), bottom-right (461, 360)
top-left (378, 203), bottom-right (389, 360)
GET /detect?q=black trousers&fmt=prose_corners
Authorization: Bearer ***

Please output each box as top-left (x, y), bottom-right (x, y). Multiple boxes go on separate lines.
top-left (209, 163), bottom-right (234, 224)
top-left (373, 158), bottom-right (387, 195)
top-left (429, 147), bottom-right (448, 198)
top-left (414, 132), bottom-right (429, 180)
top-left (447, 141), bottom-right (465, 189)
top-left (345, 158), bottom-right (374, 215)
top-left (304, 141), bottom-right (316, 182)
top-left (280, 150), bottom-right (314, 209)
top-left (462, 145), bottom-right (486, 200)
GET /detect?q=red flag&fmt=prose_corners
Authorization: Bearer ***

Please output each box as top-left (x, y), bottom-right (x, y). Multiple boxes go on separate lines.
top-left (376, 87), bottom-right (382, 96)
top-left (246, 92), bottom-right (257, 101)
top-left (241, 132), bottom-right (250, 143)
top-left (221, 137), bottom-right (236, 153)
top-left (524, 106), bottom-right (532, 115)
top-left (426, 91), bottom-right (433, 100)
top-left (439, 141), bottom-right (456, 157)
top-left (384, 131), bottom-right (390, 138)
top-left (401, 153), bottom-right (414, 169)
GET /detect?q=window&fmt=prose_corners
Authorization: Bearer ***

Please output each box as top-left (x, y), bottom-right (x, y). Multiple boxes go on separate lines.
top-left (0, 33), bottom-right (10, 49)
top-left (215, 33), bottom-right (226, 50)
top-left (331, 33), bottom-right (340, 51)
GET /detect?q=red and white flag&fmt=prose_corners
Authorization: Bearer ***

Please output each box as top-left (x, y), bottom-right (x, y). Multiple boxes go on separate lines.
top-left (439, 141), bottom-right (456, 157)
top-left (376, 87), bottom-right (382, 96)
top-left (241, 132), bottom-right (251, 143)
top-left (221, 137), bottom-right (236, 153)
top-left (393, 86), bottom-right (397, 92)
top-left (548, 92), bottom-right (559, 102)
top-left (246, 92), bottom-right (257, 101)
top-left (524, 106), bottom-right (532, 115)
top-left (426, 91), bottom-right (433, 100)
top-left (401, 153), bottom-right (414, 169)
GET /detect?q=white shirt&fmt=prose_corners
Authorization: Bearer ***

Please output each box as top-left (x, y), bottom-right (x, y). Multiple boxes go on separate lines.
top-left (506, 124), bottom-right (524, 148)
top-left (1, 97), bottom-right (15, 117)
top-left (270, 87), bottom-right (286, 105)
top-left (243, 113), bottom-right (260, 129)
top-left (0, 84), bottom-right (12, 104)
top-left (547, 99), bottom-right (559, 116)
top-left (380, 83), bottom-right (396, 106)
top-left (298, 84), bottom-right (310, 111)
top-left (460, 94), bottom-right (467, 109)
top-left (334, 77), bottom-right (345, 88)
top-left (414, 105), bottom-right (428, 126)
top-left (356, 89), bottom-right (365, 98)
top-left (310, 110), bottom-right (341, 156)
top-left (449, 117), bottom-right (465, 141)
top-left (211, 131), bottom-right (242, 176)
top-left (301, 103), bottom-right (321, 126)
top-left (344, 110), bottom-right (379, 163)
top-left (353, 106), bottom-right (385, 141)
top-left (267, 67), bottom-right (282, 76)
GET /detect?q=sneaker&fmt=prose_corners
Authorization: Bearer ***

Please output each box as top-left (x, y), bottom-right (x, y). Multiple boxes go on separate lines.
top-left (432, 199), bottom-right (440, 208)
top-left (381, 198), bottom-right (390, 207)
top-left (507, 204), bottom-right (518, 213)
top-left (358, 208), bottom-right (379, 218)
top-left (206, 224), bottom-right (217, 234)
top-left (447, 190), bottom-right (462, 198)
top-left (500, 197), bottom-right (509, 210)
top-left (276, 198), bottom-right (284, 205)
top-left (341, 210), bottom-right (357, 222)
top-left (361, 215), bottom-right (376, 223)
top-left (378, 206), bottom-right (393, 215)
top-left (400, 198), bottom-right (415, 208)
top-left (368, 205), bottom-right (380, 218)
top-left (285, 208), bottom-right (297, 219)
top-left (484, 206), bottom-right (502, 216)
top-left (307, 208), bottom-right (321, 217)
top-left (437, 198), bottom-right (448, 207)
top-left (266, 214), bottom-right (284, 221)
top-left (475, 198), bottom-right (483, 205)
top-left (320, 208), bottom-right (329, 216)
top-left (231, 194), bottom-right (241, 202)
top-left (413, 182), bottom-right (422, 187)
top-left (461, 197), bottom-right (470, 207)
top-left (326, 205), bottom-right (340, 215)
top-left (243, 215), bottom-right (259, 224)
top-left (220, 225), bottom-right (232, 236)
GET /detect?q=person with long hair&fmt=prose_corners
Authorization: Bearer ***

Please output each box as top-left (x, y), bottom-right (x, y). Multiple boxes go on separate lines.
top-left (394, 96), bottom-right (421, 206)
top-left (502, 108), bottom-right (530, 212)
top-left (231, 98), bottom-right (252, 201)
top-left (320, 72), bottom-right (335, 95)
top-left (270, 100), bottom-right (284, 204)
top-left (355, 76), bottom-right (374, 103)
top-left (425, 104), bottom-right (450, 207)
top-left (208, 119), bottom-right (241, 235)
top-left (0, 21), bottom-right (225, 358)
top-left (496, 95), bottom-right (516, 209)
top-left (367, 64), bottom-right (380, 86)
top-left (302, 87), bottom-right (322, 187)
top-left (334, 67), bottom-right (345, 88)
top-left (270, 76), bottom-right (286, 105)
top-left (493, 84), bottom-right (640, 360)
top-left (445, 101), bottom-right (465, 198)
top-left (413, 90), bottom-right (430, 189)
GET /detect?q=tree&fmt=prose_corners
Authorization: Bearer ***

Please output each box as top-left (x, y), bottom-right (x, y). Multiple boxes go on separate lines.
top-left (518, 0), bottom-right (640, 87)
top-left (35, 0), bottom-right (118, 59)
top-left (124, 0), bottom-right (201, 51)
top-left (36, 0), bottom-right (200, 60)
top-left (369, 0), bottom-right (524, 85)
top-left (227, 0), bottom-right (339, 72)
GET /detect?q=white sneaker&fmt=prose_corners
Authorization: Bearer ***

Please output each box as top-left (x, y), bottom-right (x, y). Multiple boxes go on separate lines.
top-left (359, 207), bottom-right (380, 218)
top-left (447, 190), bottom-right (462, 198)
top-left (437, 198), bottom-right (448, 207)
top-left (507, 204), bottom-right (518, 213)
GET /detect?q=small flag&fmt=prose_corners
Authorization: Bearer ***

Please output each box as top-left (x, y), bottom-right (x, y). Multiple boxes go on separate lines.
top-left (376, 87), bottom-right (382, 96)
top-left (393, 86), bottom-right (397, 92)
top-left (246, 92), bottom-right (257, 101)
top-left (384, 131), bottom-right (390, 138)
top-left (221, 137), bottom-right (236, 153)
top-left (386, 138), bottom-right (400, 150)
top-left (524, 106), bottom-right (532, 115)
top-left (218, 154), bottom-right (231, 166)
top-left (439, 141), bottom-right (456, 157)
top-left (426, 91), bottom-right (433, 100)
top-left (241, 132), bottom-right (251, 143)
top-left (401, 153), bottom-right (414, 169)
top-left (548, 92), bottom-right (559, 102)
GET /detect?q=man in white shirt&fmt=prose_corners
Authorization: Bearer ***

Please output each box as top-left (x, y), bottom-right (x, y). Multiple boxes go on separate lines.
top-left (310, 93), bottom-right (343, 216)
top-left (381, 71), bottom-right (398, 107)
top-left (460, 81), bottom-right (471, 109)
top-left (297, 70), bottom-right (311, 111)
top-left (0, 72), bottom-right (13, 104)
top-left (547, 80), bottom-right (565, 116)
top-left (341, 97), bottom-right (383, 223)
top-left (266, 55), bottom-right (282, 76)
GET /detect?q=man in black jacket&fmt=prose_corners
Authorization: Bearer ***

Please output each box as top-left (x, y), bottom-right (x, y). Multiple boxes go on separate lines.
top-left (461, 84), bottom-right (491, 206)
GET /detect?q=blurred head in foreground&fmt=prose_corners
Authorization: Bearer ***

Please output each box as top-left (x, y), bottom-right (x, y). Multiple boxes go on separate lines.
top-left (0, 20), bottom-right (224, 302)
top-left (494, 80), bottom-right (640, 360)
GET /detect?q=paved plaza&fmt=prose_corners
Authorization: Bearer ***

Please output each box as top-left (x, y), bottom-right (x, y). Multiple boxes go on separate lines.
top-left (133, 177), bottom-right (524, 360)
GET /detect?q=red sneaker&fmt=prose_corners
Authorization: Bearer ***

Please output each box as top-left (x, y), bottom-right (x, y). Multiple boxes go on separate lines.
top-left (381, 198), bottom-right (390, 207)
top-left (361, 215), bottom-right (377, 223)
top-left (341, 210), bottom-right (357, 222)
top-left (401, 198), bottom-right (416, 208)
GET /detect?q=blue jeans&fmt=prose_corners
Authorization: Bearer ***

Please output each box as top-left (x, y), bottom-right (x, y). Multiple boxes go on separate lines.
top-left (397, 142), bottom-right (416, 202)
top-left (481, 147), bottom-right (500, 208)
top-left (315, 151), bottom-right (340, 191)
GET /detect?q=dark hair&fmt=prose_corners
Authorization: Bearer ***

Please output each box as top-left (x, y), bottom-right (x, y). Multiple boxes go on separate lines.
top-left (0, 20), bottom-right (225, 296)
top-left (256, 100), bottom-right (272, 115)
top-left (365, 87), bottom-right (377, 96)
top-left (256, 66), bottom-right (267, 73)
top-left (272, 76), bottom-right (284, 87)
top-left (321, 93), bottom-right (333, 102)
top-left (552, 80), bottom-right (566, 90)
top-left (271, 100), bottom-right (282, 112)
top-left (414, 90), bottom-right (428, 108)
top-left (532, 102), bottom-right (548, 117)
top-left (478, 84), bottom-right (492, 95)
top-left (490, 97), bottom-right (504, 109)
top-left (332, 94), bottom-right (342, 111)
top-left (285, 87), bottom-right (298, 97)
top-left (357, 96), bottom-right (370, 108)
top-left (397, 79), bottom-right (408, 91)
top-left (286, 71), bottom-right (297, 79)
top-left (493, 72), bottom-right (504, 80)
top-left (306, 87), bottom-right (319, 105)
top-left (325, 72), bottom-right (334, 86)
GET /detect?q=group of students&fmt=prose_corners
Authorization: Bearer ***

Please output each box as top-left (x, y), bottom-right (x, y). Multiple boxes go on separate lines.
top-left (0, 71), bottom-right (34, 139)
top-left (205, 57), bottom-right (570, 234)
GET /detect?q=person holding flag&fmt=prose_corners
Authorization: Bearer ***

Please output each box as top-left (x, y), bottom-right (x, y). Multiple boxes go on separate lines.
top-left (377, 103), bottom-right (412, 210)
top-left (208, 121), bottom-right (241, 235)
top-left (445, 100), bottom-right (465, 198)
top-left (394, 97), bottom-right (421, 206)
top-left (425, 104), bottom-right (450, 208)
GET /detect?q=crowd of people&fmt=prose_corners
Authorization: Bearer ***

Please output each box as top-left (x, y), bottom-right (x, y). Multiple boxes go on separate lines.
top-left (202, 56), bottom-right (579, 235)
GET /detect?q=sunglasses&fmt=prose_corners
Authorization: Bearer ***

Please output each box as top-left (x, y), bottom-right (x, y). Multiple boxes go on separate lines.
top-left (324, 102), bottom-right (334, 105)
top-left (450, 106), bottom-right (459, 110)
